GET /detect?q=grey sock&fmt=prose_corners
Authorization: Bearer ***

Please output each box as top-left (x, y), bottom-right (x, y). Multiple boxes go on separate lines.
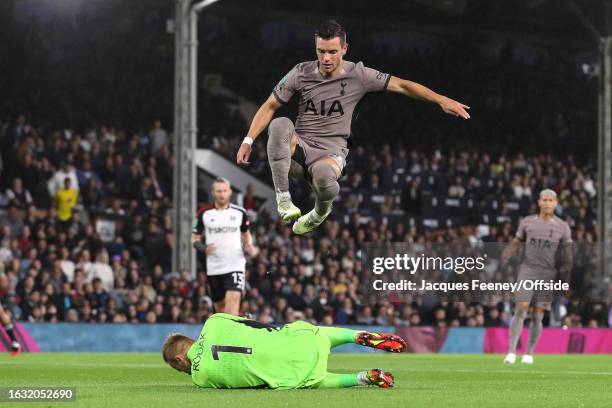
top-left (267, 117), bottom-right (294, 192)
top-left (508, 308), bottom-right (527, 353)
top-left (527, 311), bottom-right (544, 354)
top-left (310, 161), bottom-right (339, 218)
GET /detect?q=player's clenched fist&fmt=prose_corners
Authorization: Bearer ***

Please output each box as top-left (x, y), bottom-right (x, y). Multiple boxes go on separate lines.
top-left (236, 143), bottom-right (251, 166)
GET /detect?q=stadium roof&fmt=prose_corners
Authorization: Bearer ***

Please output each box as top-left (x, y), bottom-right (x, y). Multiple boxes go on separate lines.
top-left (212, 0), bottom-right (610, 50)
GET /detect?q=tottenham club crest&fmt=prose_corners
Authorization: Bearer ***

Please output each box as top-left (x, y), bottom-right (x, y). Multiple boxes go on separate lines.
top-left (340, 80), bottom-right (347, 95)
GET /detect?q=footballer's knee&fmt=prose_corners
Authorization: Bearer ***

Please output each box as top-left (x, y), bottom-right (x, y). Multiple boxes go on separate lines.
top-left (310, 161), bottom-right (340, 201)
top-left (0, 309), bottom-right (10, 325)
top-left (268, 117), bottom-right (294, 142)
top-left (268, 117), bottom-right (296, 160)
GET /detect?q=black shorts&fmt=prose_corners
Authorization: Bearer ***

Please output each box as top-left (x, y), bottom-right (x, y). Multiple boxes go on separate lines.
top-left (208, 271), bottom-right (245, 303)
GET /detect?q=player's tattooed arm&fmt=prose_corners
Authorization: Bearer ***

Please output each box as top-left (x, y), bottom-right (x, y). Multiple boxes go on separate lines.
top-left (501, 238), bottom-right (522, 267)
top-left (386, 76), bottom-right (470, 119)
top-left (237, 94), bottom-right (283, 166)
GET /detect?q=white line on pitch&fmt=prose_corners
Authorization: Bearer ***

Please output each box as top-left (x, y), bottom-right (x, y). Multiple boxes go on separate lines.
top-left (0, 362), bottom-right (166, 367)
top-left (399, 367), bottom-right (612, 376)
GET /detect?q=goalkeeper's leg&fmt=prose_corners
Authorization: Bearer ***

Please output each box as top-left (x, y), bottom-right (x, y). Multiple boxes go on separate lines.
top-left (318, 326), bottom-right (407, 352)
top-left (317, 326), bottom-right (360, 348)
top-left (314, 370), bottom-right (394, 389)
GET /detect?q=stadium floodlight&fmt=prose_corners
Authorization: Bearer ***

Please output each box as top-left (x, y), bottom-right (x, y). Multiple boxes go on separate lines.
top-left (192, 0), bottom-right (221, 14)
top-left (172, 0), bottom-right (222, 278)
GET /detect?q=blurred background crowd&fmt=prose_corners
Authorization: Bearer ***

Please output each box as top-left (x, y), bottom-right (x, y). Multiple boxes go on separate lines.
top-left (0, 0), bottom-right (610, 328)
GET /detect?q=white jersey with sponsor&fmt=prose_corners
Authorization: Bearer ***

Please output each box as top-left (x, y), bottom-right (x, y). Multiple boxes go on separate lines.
top-left (193, 204), bottom-right (250, 275)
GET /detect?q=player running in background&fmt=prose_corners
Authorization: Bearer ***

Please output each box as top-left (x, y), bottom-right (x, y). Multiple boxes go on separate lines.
top-left (192, 178), bottom-right (256, 315)
top-left (162, 313), bottom-right (406, 389)
top-left (0, 301), bottom-right (21, 355)
top-left (501, 189), bottom-right (573, 364)
top-left (236, 19), bottom-right (469, 234)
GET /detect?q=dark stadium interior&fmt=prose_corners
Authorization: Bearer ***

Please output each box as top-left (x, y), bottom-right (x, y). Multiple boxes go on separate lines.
top-left (0, 0), bottom-right (610, 329)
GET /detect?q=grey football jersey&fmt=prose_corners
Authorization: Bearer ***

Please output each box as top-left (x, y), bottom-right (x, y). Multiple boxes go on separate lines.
top-left (516, 215), bottom-right (572, 271)
top-left (272, 60), bottom-right (390, 138)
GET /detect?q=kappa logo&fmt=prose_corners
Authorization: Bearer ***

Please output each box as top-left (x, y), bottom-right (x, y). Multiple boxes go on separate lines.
top-left (230, 215), bottom-right (236, 221)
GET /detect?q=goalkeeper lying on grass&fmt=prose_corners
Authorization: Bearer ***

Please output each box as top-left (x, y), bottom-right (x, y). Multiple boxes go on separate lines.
top-left (162, 313), bottom-right (406, 389)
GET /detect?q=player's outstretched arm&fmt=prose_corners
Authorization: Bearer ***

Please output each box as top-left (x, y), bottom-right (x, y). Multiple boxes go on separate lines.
top-left (236, 94), bottom-right (282, 166)
top-left (386, 76), bottom-right (470, 119)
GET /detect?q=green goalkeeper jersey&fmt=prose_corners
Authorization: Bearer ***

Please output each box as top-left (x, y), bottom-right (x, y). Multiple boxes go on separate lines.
top-left (187, 313), bottom-right (330, 389)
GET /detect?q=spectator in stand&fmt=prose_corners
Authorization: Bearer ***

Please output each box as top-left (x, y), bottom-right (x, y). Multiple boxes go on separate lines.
top-left (150, 120), bottom-right (168, 157)
top-left (48, 162), bottom-right (79, 197)
top-left (5, 178), bottom-right (33, 209)
top-left (89, 250), bottom-right (115, 291)
top-left (54, 178), bottom-right (79, 230)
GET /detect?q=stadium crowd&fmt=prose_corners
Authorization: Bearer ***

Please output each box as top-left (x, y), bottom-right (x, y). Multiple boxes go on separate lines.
top-left (0, 114), bottom-right (609, 328)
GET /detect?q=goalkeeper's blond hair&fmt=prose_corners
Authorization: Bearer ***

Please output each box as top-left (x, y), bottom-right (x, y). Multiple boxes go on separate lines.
top-left (162, 333), bottom-right (194, 373)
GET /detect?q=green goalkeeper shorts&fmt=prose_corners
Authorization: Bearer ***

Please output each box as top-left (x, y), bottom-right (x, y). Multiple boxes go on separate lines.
top-left (285, 321), bottom-right (331, 389)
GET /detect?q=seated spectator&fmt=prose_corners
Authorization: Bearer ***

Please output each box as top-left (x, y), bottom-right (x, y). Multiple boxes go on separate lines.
top-left (90, 251), bottom-right (115, 291)
top-left (5, 178), bottom-right (33, 209)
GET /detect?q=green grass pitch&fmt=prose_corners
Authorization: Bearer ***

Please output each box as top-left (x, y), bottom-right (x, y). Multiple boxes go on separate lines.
top-left (2, 353), bottom-right (611, 407)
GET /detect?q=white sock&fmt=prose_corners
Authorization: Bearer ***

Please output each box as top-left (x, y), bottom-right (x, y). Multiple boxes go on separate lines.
top-left (276, 191), bottom-right (291, 204)
top-left (357, 371), bottom-right (369, 385)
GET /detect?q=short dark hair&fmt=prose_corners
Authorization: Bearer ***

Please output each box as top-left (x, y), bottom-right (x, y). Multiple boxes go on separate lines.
top-left (315, 20), bottom-right (346, 45)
